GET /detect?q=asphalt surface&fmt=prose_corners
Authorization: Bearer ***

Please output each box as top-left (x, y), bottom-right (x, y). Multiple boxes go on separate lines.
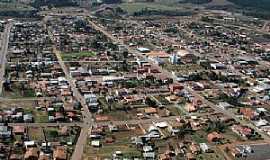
top-left (46, 22), bottom-right (94, 160)
top-left (237, 143), bottom-right (270, 160)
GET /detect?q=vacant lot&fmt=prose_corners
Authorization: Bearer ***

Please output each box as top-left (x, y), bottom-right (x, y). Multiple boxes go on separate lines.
top-left (61, 51), bottom-right (96, 61)
top-left (84, 126), bottom-right (143, 159)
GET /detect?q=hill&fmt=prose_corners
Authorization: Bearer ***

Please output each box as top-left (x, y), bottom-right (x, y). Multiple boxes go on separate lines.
top-left (227, 0), bottom-right (270, 11)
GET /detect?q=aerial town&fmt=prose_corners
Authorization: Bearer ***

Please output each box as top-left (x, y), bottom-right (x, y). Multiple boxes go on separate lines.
top-left (0, 0), bottom-right (270, 160)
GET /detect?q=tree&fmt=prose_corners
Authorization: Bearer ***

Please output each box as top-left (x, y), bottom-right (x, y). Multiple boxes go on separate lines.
top-left (145, 97), bottom-right (157, 107)
top-left (48, 130), bottom-right (58, 139)
top-left (122, 59), bottom-right (128, 72)
top-left (177, 122), bottom-right (193, 139)
top-left (123, 51), bottom-right (129, 58)
top-left (205, 121), bottom-right (226, 133)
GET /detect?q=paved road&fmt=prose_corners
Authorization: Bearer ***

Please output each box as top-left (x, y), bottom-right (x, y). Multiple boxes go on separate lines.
top-left (262, 21), bottom-right (270, 31)
top-left (54, 45), bottom-right (93, 160)
top-left (7, 60), bottom-right (138, 64)
top-left (1, 122), bottom-right (84, 127)
top-left (0, 22), bottom-right (12, 96)
top-left (46, 20), bottom-right (95, 160)
top-left (0, 97), bottom-right (55, 101)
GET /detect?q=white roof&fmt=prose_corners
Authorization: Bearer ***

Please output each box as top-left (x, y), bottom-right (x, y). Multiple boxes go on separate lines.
top-left (143, 146), bottom-right (153, 152)
top-left (103, 76), bottom-right (125, 82)
top-left (24, 141), bottom-right (35, 146)
top-left (148, 125), bottom-right (158, 132)
top-left (137, 47), bottom-right (150, 52)
top-left (254, 119), bottom-right (268, 127)
top-left (155, 122), bottom-right (168, 128)
top-left (42, 142), bottom-right (51, 147)
top-left (91, 140), bottom-right (100, 146)
top-left (48, 108), bottom-right (54, 111)
top-left (257, 108), bottom-right (267, 112)
top-left (58, 77), bottom-right (67, 82)
top-left (84, 94), bottom-right (97, 98)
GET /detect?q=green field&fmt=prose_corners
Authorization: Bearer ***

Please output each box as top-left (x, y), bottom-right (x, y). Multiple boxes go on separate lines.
top-left (119, 2), bottom-right (182, 14)
top-left (61, 51), bottom-right (96, 61)
top-left (0, 2), bottom-right (34, 11)
top-left (196, 148), bottom-right (226, 160)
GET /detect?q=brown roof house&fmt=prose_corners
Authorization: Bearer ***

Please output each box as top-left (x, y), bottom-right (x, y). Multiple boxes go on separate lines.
top-left (144, 107), bottom-right (158, 115)
top-left (185, 103), bottom-right (198, 112)
top-left (53, 146), bottom-right (67, 160)
top-left (239, 108), bottom-right (258, 120)
top-left (13, 126), bottom-right (25, 135)
top-left (207, 132), bottom-right (223, 143)
top-left (24, 147), bottom-right (39, 160)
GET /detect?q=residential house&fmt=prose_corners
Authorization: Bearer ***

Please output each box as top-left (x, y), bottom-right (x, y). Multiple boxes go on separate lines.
top-left (144, 107), bottom-right (158, 115)
top-left (13, 126), bottom-right (25, 135)
top-left (24, 147), bottom-right (39, 160)
top-left (189, 143), bottom-right (200, 155)
top-left (53, 146), bottom-right (67, 160)
top-left (84, 94), bottom-right (98, 111)
top-left (146, 126), bottom-right (161, 138)
top-left (143, 152), bottom-right (155, 159)
top-left (185, 103), bottom-right (198, 112)
top-left (177, 50), bottom-right (198, 64)
top-left (186, 152), bottom-right (196, 160)
top-left (199, 143), bottom-right (210, 153)
top-left (207, 132), bottom-right (223, 143)
top-left (0, 125), bottom-right (12, 139)
top-left (231, 125), bottom-right (255, 139)
top-left (169, 83), bottom-right (183, 93)
top-left (239, 108), bottom-right (258, 120)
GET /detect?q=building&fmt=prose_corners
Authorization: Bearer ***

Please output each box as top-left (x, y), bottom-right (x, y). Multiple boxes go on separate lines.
top-left (84, 94), bottom-right (98, 111)
top-left (207, 132), bottom-right (223, 143)
top-left (53, 146), bottom-right (67, 160)
top-left (0, 125), bottom-right (12, 139)
top-left (169, 54), bottom-right (179, 64)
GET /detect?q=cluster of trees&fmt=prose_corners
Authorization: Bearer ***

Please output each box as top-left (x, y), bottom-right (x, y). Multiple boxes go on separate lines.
top-left (0, 10), bottom-right (38, 18)
top-left (133, 8), bottom-right (193, 17)
top-left (102, 0), bottom-right (122, 4)
top-left (227, 0), bottom-right (270, 19)
top-left (227, 0), bottom-right (270, 11)
top-left (31, 0), bottom-right (78, 9)
top-left (179, 0), bottom-right (212, 4)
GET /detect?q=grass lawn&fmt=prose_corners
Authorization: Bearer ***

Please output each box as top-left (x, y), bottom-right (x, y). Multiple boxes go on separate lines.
top-left (62, 51), bottom-right (96, 61)
top-left (20, 105), bottom-right (48, 123)
top-left (105, 110), bottom-right (134, 121)
top-left (86, 144), bottom-right (141, 159)
top-left (119, 2), bottom-right (181, 14)
top-left (34, 111), bottom-right (48, 123)
top-left (197, 151), bottom-right (225, 160)
top-left (0, 2), bottom-right (34, 11)
top-left (154, 95), bottom-right (170, 105)
top-left (168, 105), bottom-right (186, 116)
top-left (191, 133), bottom-right (208, 143)
top-left (98, 97), bottom-right (109, 112)
top-left (2, 83), bottom-right (35, 98)
top-left (223, 128), bottom-right (244, 143)
top-left (28, 127), bottom-right (44, 141)
top-left (84, 130), bottom-right (142, 159)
